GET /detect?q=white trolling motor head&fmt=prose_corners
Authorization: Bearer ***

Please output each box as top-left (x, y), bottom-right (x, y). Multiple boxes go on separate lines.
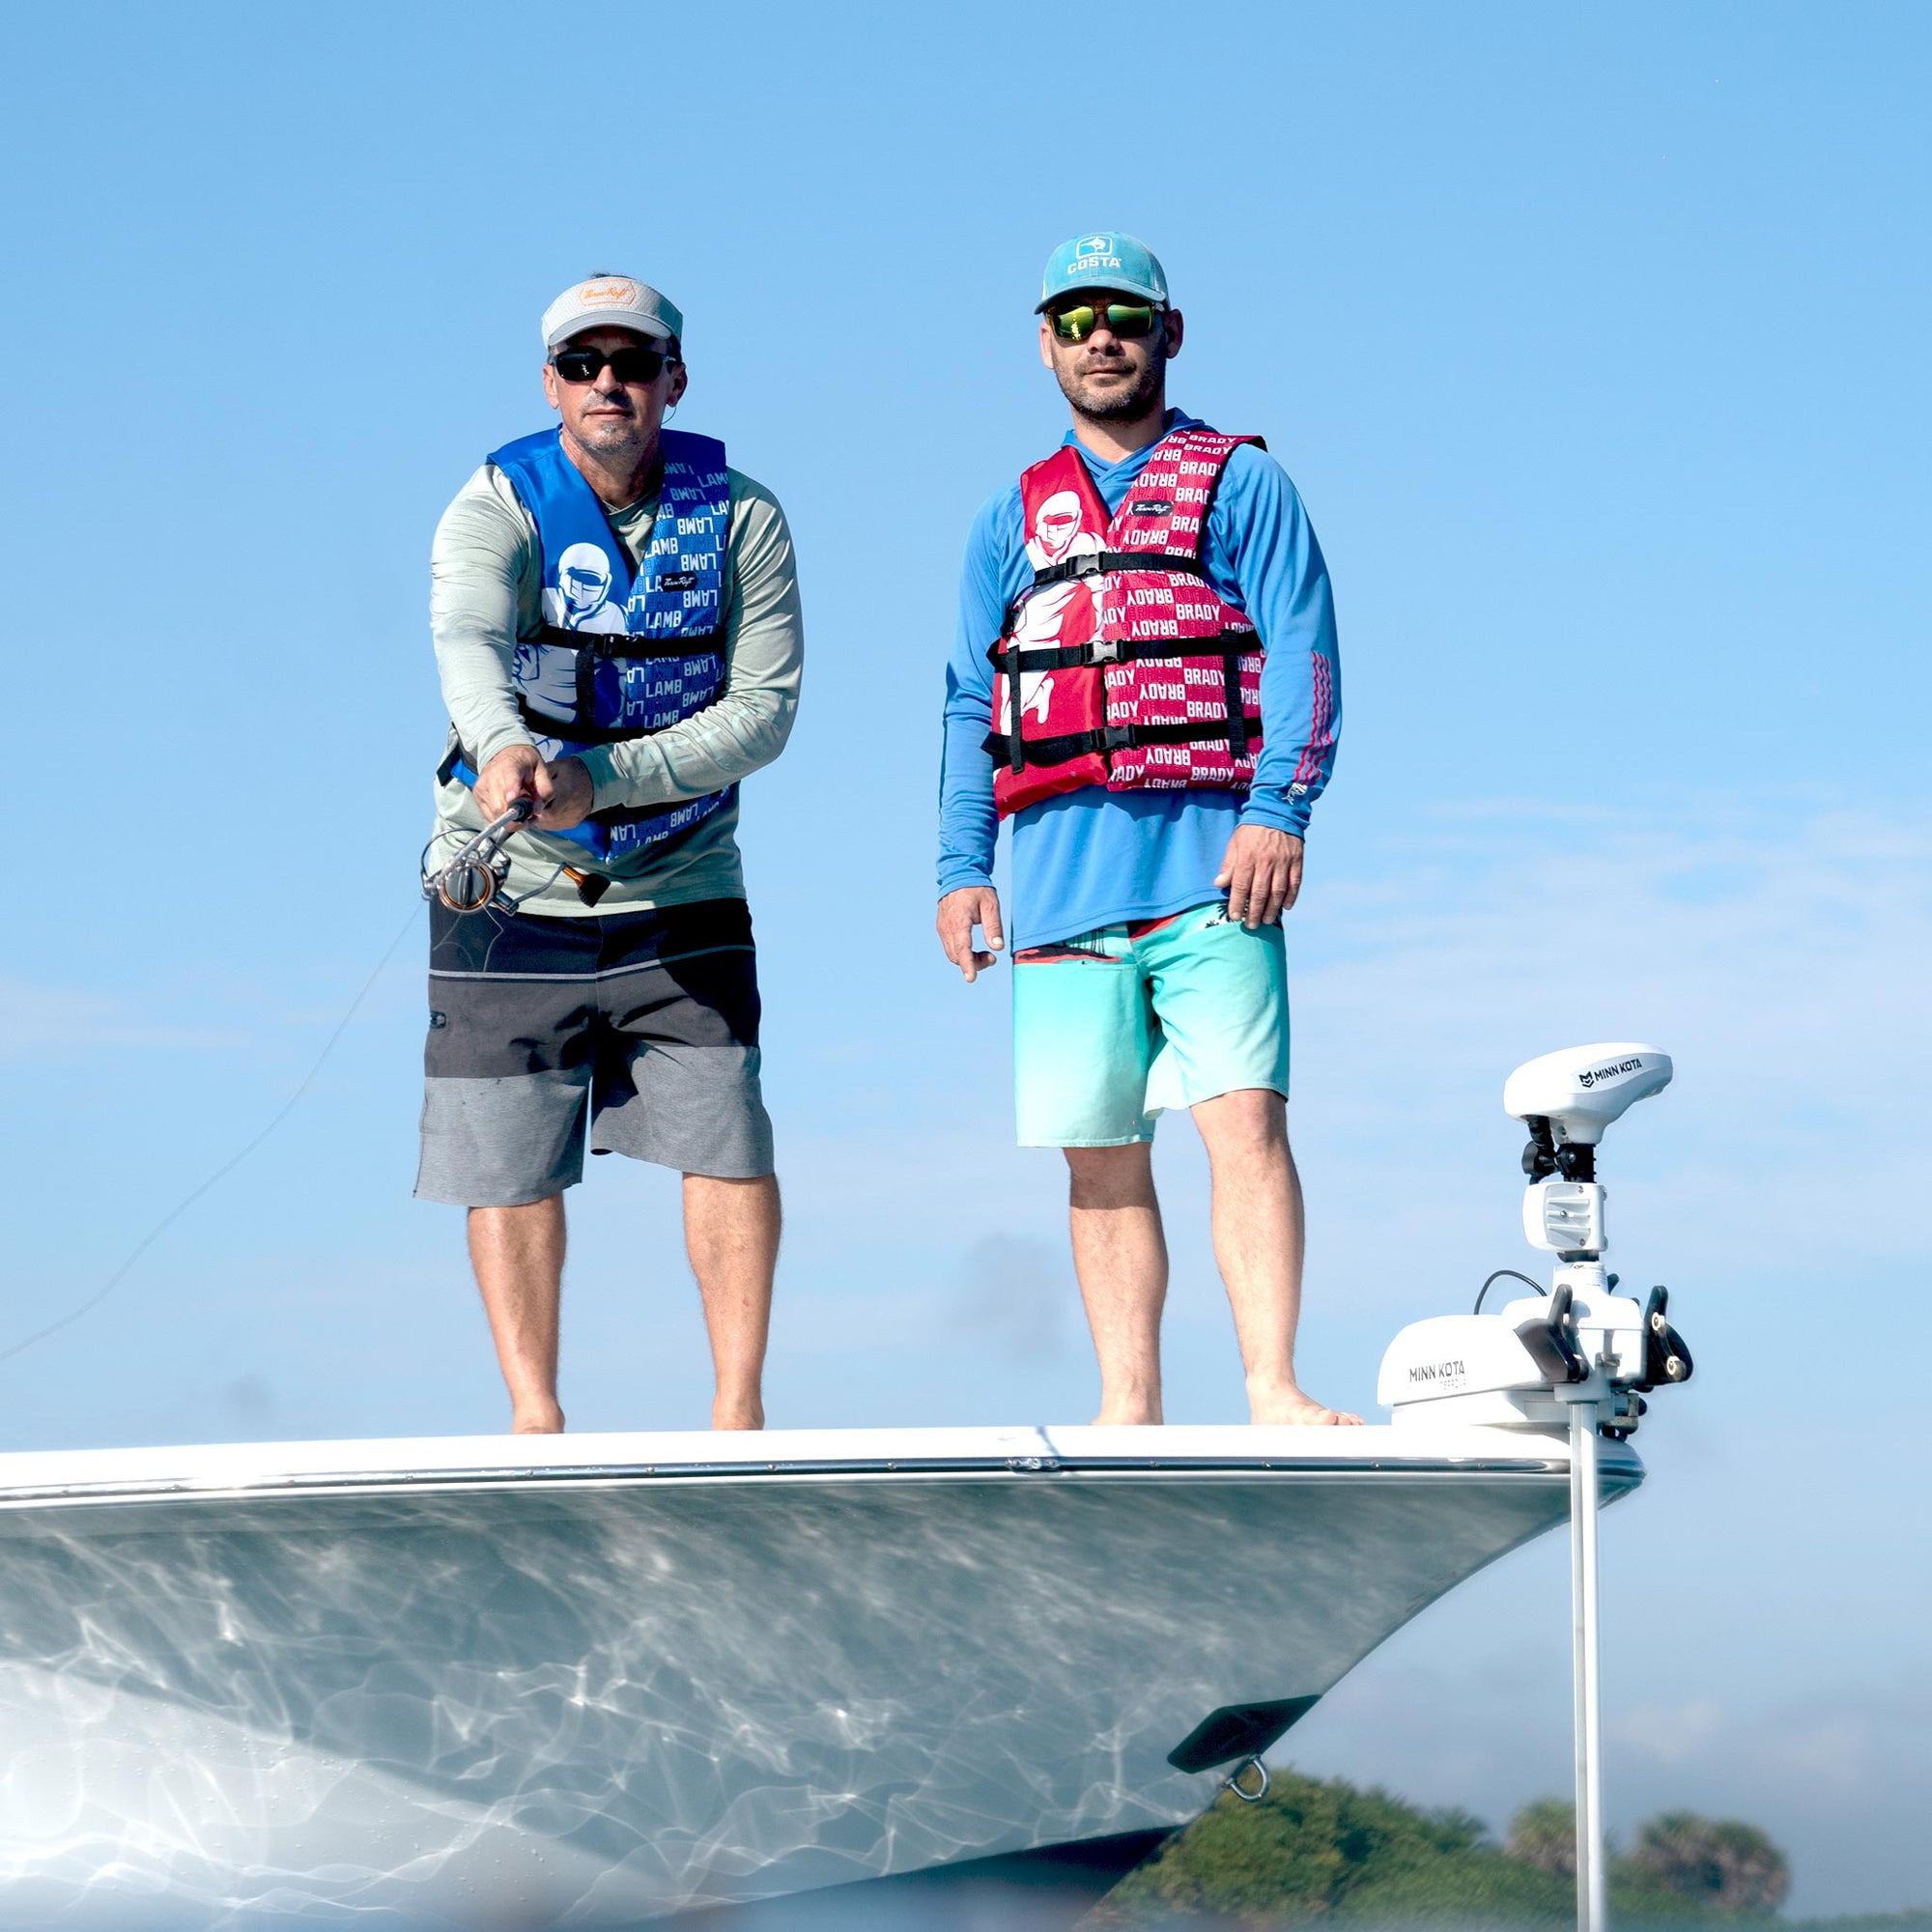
top-left (1377, 1043), bottom-right (1691, 1438)
top-left (1507, 1042), bottom-right (1671, 1257)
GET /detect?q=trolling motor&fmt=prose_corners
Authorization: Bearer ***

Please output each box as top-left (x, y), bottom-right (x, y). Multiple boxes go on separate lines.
top-left (1377, 1042), bottom-right (1690, 1435)
top-left (421, 799), bottom-right (534, 914)
top-left (1376, 1043), bottom-right (1693, 1932)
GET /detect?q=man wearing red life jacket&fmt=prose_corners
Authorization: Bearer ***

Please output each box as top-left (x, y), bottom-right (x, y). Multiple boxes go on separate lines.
top-left (936, 233), bottom-right (1358, 1427)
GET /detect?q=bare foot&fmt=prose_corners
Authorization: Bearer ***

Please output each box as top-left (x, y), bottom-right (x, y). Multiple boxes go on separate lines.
top-left (511, 1405), bottom-right (565, 1435)
top-left (1092, 1403), bottom-right (1163, 1425)
top-left (712, 1396), bottom-right (765, 1431)
top-left (1249, 1382), bottom-right (1365, 1427)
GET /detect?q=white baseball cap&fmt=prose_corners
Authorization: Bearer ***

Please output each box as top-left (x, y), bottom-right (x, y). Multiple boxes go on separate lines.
top-left (540, 273), bottom-right (685, 352)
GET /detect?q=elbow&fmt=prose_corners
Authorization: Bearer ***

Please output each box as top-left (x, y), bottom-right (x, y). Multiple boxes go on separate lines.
top-left (767, 688), bottom-right (800, 753)
top-left (706, 690), bottom-right (796, 784)
top-left (744, 690), bottom-right (799, 771)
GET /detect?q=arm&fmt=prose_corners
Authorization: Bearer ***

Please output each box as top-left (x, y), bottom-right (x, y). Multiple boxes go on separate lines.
top-left (430, 468), bottom-right (550, 814)
top-left (1211, 448), bottom-right (1343, 923)
top-left (935, 495), bottom-right (1015, 980)
top-left (935, 497), bottom-right (1013, 976)
top-left (574, 474), bottom-right (804, 811)
top-left (1223, 448), bottom-right (1341, 835)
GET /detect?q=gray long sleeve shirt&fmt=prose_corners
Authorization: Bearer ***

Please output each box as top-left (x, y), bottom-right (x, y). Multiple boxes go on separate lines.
top-left (428, 456), bottom-right (804, 916)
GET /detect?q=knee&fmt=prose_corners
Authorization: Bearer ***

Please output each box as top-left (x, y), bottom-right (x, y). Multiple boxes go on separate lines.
top-left (1065, 1143), bottom-right (1157, 1209)
top-left (1197, 1089), bottom-right (1291, 1164)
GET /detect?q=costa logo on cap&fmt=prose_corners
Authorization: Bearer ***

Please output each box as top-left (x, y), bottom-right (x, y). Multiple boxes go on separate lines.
top-left (1076, 234), bottom-right (1111, 256)
top-left (579, 278), bottom-right (639, 304)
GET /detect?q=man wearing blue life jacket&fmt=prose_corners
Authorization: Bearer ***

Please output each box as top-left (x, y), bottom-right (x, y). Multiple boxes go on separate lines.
top-left (936, 234), bottom-right (1359, 1428)
top-left (418, 273), bottom-right (803, 1435)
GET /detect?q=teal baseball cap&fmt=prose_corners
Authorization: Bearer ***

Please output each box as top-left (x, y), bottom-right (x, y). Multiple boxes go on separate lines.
top-left (1036, 231), bottom-right (1169, 313)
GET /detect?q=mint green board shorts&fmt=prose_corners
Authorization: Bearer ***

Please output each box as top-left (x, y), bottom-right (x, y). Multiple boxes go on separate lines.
top-left (1012, 900), bottom-right (1291, 1147)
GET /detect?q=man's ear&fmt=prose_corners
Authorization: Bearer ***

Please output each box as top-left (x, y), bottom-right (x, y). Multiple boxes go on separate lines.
top-left (1038, 320), bottom-right (1057, 370)
top-left (667, 359), bottom-right (690, 408)
top-left (541, 361), bottom-right (562, 412)
top-left (1162, 309), bottom-right (1184, 359)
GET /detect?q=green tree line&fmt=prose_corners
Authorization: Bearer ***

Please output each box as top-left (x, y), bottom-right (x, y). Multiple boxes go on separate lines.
top-left (1088, 1768), bottom-right (1929, 1929)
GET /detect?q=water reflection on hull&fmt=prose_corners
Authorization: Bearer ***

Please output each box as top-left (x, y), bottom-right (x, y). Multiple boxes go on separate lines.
top-left (0, 1424), bottom-right (1636, 1926)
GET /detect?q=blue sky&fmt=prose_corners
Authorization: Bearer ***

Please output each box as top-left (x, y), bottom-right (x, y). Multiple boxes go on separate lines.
top-left (2, 2), bottom-right (1927, 1915)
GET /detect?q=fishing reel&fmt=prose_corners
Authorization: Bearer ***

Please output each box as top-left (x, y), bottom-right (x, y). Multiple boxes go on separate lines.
top-left (421, 800), bottom-right (533, 915)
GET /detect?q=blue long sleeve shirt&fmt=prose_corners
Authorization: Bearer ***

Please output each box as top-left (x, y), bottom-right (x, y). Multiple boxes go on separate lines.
top-left (937, 411), bottom-right (1341, 950)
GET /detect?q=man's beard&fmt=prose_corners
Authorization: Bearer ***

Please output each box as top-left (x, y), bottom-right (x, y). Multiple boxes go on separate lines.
top-left (576, 412), bottom-right (646, 455)
top-left (1056, 351), bottom-right (1166, 422)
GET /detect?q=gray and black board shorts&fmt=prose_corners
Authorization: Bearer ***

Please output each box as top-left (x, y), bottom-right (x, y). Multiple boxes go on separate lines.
top-left (414, 896), bottom-right (775, 1207)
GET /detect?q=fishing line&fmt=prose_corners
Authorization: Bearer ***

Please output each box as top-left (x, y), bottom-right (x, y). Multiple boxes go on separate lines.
top-left (0, 904), bottom-right (424, 1370)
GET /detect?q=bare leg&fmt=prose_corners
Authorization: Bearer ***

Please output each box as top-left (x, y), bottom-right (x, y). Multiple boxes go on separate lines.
top-left (1191, 1089), bottom-right (1363, 1426)
top-left (684, 1173), bottom-right (780, 1431)
top-left (1065, 1143), bottom-right (1169, 1425)
top-left (469, 1196), bottom-right (567, 1435)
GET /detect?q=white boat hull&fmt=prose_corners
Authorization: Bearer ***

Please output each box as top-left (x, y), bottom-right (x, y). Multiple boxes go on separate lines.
top-left (0, 1423), bottom-right (1636, 1926)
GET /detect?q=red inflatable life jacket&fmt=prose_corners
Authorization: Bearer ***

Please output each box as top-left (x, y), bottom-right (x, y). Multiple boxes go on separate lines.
top-left (984, 427), bottom-right (1265, 817)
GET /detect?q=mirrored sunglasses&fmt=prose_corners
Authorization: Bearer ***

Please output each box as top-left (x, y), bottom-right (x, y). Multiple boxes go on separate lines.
top-left (1048, 301), bottom-right (1161, 344)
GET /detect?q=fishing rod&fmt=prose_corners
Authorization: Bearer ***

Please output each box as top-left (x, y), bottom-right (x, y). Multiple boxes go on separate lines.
top-left (7, 799), bottom-right (578, 1368)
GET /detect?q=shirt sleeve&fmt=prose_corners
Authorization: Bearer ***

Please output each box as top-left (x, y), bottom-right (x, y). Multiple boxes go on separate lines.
top-left (428, 466), bottom-right (540, 772)
top-left (1215, 445), bottom-right (1341, 838)
top-left (936, 492), bottom-right (1013, 895)
top-left (576, 472), bottom-right (805, 810)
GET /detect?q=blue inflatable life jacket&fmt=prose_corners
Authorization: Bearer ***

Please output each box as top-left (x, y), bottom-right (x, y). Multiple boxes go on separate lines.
top-left (445, 426), bottom-right (734, 865)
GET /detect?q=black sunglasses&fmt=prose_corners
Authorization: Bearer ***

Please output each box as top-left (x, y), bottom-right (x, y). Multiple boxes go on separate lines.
top-left (1047, 300), bottom-right (1163, 344)
top-left (550, 343), bottom-right (675, 384)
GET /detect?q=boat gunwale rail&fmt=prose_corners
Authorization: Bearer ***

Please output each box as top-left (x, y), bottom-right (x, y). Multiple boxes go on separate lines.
top-left (0, 1450), bottom-right (1637, 1514)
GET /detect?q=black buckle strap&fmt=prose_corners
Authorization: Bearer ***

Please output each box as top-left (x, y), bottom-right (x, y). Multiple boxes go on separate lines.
top-left (988, 627), bottom-right (1260, 675)
top-left (532, 623), bottom-right (726, 663)
top-left (1116, 714), bottom-right (1264, 753)
top-left (513, 683), bottom-right (726, 747)
top-left (515, 700), bottom-right (639, 746)
top-left (1224, 650), bottom-right (1249, 759)
top-left (984, 713), bottom-right (1264, 769)
top-left (1001, 640), bottom-right (1027, 774)
top-left (1029, 548), bottom-right (1208, 591)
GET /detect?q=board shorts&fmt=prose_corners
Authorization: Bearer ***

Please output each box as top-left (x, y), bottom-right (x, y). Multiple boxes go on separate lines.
top-left (414, 896), bottom-right (774, 1207)
top-left (1011, 900), bottom-right (1290, 1148)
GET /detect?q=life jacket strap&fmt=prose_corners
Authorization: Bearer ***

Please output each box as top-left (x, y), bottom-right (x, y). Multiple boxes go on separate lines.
top-left (529, 624), bottom-right (726, 663)
top-left (439, 726), bottom-right (730, 850)
top-left (513, 699), bottom-right (683, 747)
top-left (1223, 648), bottom-right (1250, 759)
top-left (1028, 549), bottom-right (1208, 590)
top-left (982, 713), bottom-right (1265, 768)
top-left (990, 628), bottom-right (1259, 675)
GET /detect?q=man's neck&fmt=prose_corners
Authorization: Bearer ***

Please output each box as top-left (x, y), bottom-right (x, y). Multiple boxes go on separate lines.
top-left (560, 429), bottom-right (663, 510)
top-left (1068, 400), bottom-right (1171, 466)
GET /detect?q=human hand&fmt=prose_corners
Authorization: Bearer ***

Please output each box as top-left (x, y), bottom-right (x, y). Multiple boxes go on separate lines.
top-left (936, 885), bottom-right (1005, 982)
top-left (534, 756), bottom-right (594, 831)
top-left (474, 743), bottom-right (552, 820)
top-left (1214, 826), bottom-right (1304, 928)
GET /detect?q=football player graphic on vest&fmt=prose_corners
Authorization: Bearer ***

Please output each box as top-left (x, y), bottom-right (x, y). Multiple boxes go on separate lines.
top-left (543, 540), bottom-right (628, 634)
top-left (996, 579), bottom-right (1089, 736)
top-left (1026, 488), bottom-right (1099, 571)
top-left (510, 639), bottom-right (579, 725)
